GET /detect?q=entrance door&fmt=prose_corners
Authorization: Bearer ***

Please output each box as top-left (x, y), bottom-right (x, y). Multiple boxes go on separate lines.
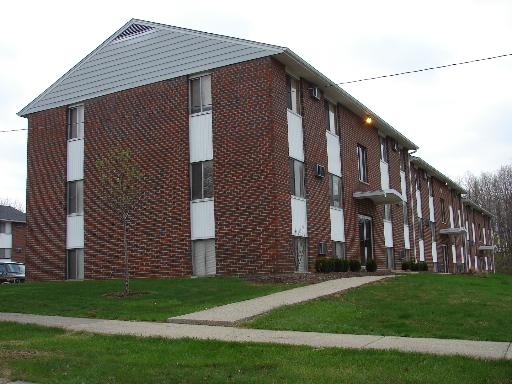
top-left (359, 215), bottom-right (373, 264)
top-left (192, 239), bottom-right (216, 276)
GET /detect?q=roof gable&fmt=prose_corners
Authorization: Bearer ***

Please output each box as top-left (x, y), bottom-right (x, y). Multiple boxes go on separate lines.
top-left (18, 19), bottom-right (284, 116)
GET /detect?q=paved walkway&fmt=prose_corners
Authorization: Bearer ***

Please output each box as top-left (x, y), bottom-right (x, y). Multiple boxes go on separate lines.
top-left (1, 313), bottom-right (510, 360)
top-left (169, 275), bottom-right (393, 325)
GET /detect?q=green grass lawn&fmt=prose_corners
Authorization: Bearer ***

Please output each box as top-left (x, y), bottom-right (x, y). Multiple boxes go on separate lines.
top-left (245, 274), bottom-right (512, 342)
top-left (0, 277), bottom-right (298, 321)
top-left (1, 322), bottom-right (511, 384)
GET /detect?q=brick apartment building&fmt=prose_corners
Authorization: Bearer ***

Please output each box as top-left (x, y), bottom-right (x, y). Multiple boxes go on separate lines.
top-left (18, 19), bottom-right (494, 280)
top-left (0, 205), bottom-right (27, 263)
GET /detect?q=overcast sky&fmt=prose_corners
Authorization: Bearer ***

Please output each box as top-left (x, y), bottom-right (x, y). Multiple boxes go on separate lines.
top-left (1, 0), bottom-right (511, 210)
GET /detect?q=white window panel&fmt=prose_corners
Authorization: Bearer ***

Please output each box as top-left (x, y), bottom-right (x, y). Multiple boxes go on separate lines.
top-left (192, 239), bottom-right (216, 276)
top-left (287, 110), bottom-right (304, 162)
top-left (67, 139), bottom-right (84, 181)
top-left (384, 220), bottom-right (393, 247)
top-left (400, 171), bottom-right (407, 201)
top-left (380, 161), bottom-right (389, 189)
top-left (452, 245), bottom-right (457, 264)
top-left (326, 131), bottom-right (341, 177)
top-left (291, 196), bottom-right (308, 236)
top-left (189, 113), bottom-right (213, 162)
top-left (432, 242), bottom-right (438, 262)
top-left (67, 215), bottom-right (84, 249)
top-left (449, 206), bottom-right (454, 228)
top-left (404, 224), bottom-right (411, 249)
top-left (416, 189), bottom-right (422, 218)
top-left (419, 239), bottom-right (425, 261)
top-left (190, 199), bottom-right (215, 240)
top-left (330, 207), bottom-right (345, 242)
top-left (428, 196), bottom-right (435, 222)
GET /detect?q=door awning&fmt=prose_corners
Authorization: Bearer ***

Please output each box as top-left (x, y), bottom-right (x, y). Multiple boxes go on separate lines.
top-left (439, 227), bottom-right (467, 236)
top-left (353, 189), bottom-right (403, 205)
top-left (478, 245), bottom-right (496, 252)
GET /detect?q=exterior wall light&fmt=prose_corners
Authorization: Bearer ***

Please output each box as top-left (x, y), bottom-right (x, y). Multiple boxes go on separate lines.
top-left (364, 115), bottom-right (373, 125)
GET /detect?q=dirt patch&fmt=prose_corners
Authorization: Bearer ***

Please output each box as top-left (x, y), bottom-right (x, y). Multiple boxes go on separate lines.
top-left (102, 291), bottom-right (151, 298)
top-left (241, 271), bottom-right (395, 284)
top-left (0, 349), bottom-right (48, 359)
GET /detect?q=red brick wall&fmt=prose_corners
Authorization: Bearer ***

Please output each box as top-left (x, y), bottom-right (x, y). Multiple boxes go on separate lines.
top-left (26, 108), bottom-right (67, 280)
top-left (11, 222), bottom-right (26, 264)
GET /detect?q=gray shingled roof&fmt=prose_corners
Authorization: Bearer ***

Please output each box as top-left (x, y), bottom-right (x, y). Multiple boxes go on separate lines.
top-left (0, 205), bottom-right (26, 223)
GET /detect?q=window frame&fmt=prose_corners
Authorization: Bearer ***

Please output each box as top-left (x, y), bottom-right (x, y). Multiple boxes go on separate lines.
top-left (190, 160), bottom-right (214, 201)
top-left (379, 136), bottom-right (388, 163)
top-left (189, 74), bottom-right (212, 115)
top-left (328, 173), bottom-right (342, 208)
top-left (384, 204), bottom-right (392, 221)
top-left (290, 158), bottom-right (305, 198)
top-left (332, 241), bottom-right (346, 259)
top-left (427, 177), bottom-right (434, 197)
top-left (67, 180), bottom-right (84, 215)
top-left (440, 198), bottom-right (446, 223)
top-left (326, 101), bottom-right (338, 135)
top-left (357, 144), bottom-right (368, 183)
top-left (66, 248), bottom-right (84, 280)
top-left (418, 218), bottom-right (424, 240)
top-left (430, 221), bottom-right (437, 242)
top-left (287, 75), bottom-right (301, 115)
top-left (67, 105), bottom-right (84, 141)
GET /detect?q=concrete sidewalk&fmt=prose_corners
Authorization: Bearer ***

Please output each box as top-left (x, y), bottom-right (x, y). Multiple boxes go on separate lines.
top-left (169, 275), bottom-right (393, 325)
top-left (1, 313), bottom-right (510, 360)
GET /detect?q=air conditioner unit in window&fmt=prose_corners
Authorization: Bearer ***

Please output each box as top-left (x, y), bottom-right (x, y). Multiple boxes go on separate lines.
top-left (318, 241), bottom-right (327, 256)
top-left (314, 164), bottom-right (325, 178)
top-left (310, 86), bottom-right (321, 100)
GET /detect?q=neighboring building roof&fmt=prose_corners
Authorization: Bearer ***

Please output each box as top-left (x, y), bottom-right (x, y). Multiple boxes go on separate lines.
top-left (410, 156), bottom-right (466, 194)
top-left (18, 19), bottom-right (418, 150)
top-left (0, 205), bottom-right (26, 223)
top-left (462, 198), bottom-right (494, 218)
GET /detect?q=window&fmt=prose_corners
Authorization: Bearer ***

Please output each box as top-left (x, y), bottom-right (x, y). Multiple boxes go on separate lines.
top-left (67, 249), bottom-right (84, 280)
top-left (379, 136), bottom-right (388, 163)
top-left (415, 171), bottom-right (422, 190)
top-left (357, 145), bottom-right (368, 183)
top-left (191, 160), bottom-right (214, 200)
top-left (386, 248), bottom-right (394, 269)
top-left (190, 74), bottom-right (212, 114)
top-left (428, 177), bottom-right (434, 197)
top-left (333, 241), bottom-right (346, 259)
top-left (290, 159), bottom-right (305, 198)
top-left (326, 102), bottom-right (337, 135)
top-left (400, 149), bottom-right (407, 172)
top-left (287, 76), bottom-right (301, 114)
top-left (440, 198), bottom-right (446, 223)
top-left (0, 222), bottom-right (9, 234)
top-left (430, 221), bottom-right (436, 242)
top-left (328, 174), bottom-right (342, 207)
top-left (418, 218), bottom-right (424, 240)
top-left (68, 105), bottom-right (84, 140)
top-left (67, 180), bottom-right (84, 215)
top-left (403, 202), bottom-right (408, 225)
top-left (0, 248), bottom-right (12, 259)
top-left (383, 204), bottom-right (392, 221)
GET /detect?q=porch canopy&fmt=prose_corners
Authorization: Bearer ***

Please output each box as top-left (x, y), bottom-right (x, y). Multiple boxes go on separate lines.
top-left (353, 189), bottom-right (403, 205)
top-left (439, 227), bottom-right (467, 237)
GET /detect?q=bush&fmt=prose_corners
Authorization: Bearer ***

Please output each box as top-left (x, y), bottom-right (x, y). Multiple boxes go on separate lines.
top-left (401, 260), bottom-right (411, 271)
top-left (334, 258), bottom-right (350, 272)
top-left (366, 259), bottom-right (377, 272)
top-left (410, 262), bottom-right (419, 271)
top-left (418, 261), bottom-right (429, 271)
top-left (349, 259), bottom-right (361, 272)
top-left (315, 257), bottom-right (335, 273)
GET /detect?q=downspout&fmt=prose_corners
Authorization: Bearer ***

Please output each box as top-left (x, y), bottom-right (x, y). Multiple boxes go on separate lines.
top-left (408, 150), bottom-right (418, 262)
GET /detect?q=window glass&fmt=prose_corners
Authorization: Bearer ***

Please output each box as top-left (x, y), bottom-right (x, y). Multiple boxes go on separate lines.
top-left (67, 249), bottom-right (84, 280)
top-left (191, 163), bottom-right (203, 200)
top-left (287, 76), bottom-right (301, 114)
top-left (329, 174), bottom-right (342, 207)
top-left (190, 78), bottom-right (202, 114)
top-left (68, 182), bottom-right (77, 214)
top-left (400, 150), bottom-right (406, 171)
top-left (201, 75), bottom-right (212, 111)
top-left (67, 180), bottom-right (83, 215)
top-left (428, 177), bottom-right (434, 197)
top-left (326, 102), bottom-right (337, 134)
top-left (384, 204), bottom-right (391, 221)
top-left (203, 160), bottom-right (214, 198)
top-left (403, 202), bottom-right (408, 225)
top-left (68, 108), bottom-right (78, 139)
top-left (357, 145), bottom-right (368, 182)
top-left (292, 159), bottom-right (305, 198)
top-left (0, 222), bottom-right (6, 233)
top-left (430, 221), bottom-right (436, 241)
top-left (418, 218), bottom-right (424, 240)
top-left (379, 137), bottom-right (388, 163)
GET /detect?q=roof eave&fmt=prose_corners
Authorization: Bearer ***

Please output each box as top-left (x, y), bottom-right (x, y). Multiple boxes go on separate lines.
top-left (410, 156), bottom-right (466, 194)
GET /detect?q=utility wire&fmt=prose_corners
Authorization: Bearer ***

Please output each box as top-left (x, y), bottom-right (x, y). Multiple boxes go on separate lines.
top-left (334, 52), bottom-right (512, 85)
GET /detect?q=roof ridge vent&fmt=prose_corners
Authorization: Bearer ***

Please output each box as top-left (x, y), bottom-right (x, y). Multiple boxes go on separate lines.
top-left (114, 24), bottom-right (155, 42)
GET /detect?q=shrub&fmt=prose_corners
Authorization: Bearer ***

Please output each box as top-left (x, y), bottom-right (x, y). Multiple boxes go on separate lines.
top-left (401, 260), bottom-right (411, 271)
top-left (366, 259), bottom-right (377, 272)
top-left (410, 262), bottom-right (419, 271)
top-left (334, 258), bottom-right (350, 272)
top-left (418, 261), bottom-right (429, 271)
top-left (315, 257), bottom-right (335, 273)
top-left (349, 259), bottom-right (361, 272)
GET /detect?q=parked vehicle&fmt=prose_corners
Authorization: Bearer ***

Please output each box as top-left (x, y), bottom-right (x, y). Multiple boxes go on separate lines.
top-left (0, 261), bottom-right (26, 283)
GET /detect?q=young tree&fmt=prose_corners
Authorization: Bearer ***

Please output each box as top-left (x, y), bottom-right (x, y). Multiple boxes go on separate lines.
top-left (97, 149), bottom-right (145, 295)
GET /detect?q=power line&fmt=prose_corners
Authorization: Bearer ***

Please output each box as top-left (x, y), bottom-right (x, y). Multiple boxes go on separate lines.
top-left (0, 128), bottom-right (28, 133)
top-left (334, 52), bottom-right (512, 86)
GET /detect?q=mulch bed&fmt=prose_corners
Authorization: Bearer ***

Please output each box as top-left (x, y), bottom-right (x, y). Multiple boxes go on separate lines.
top-left (241, 271), bottom-right (395, 285)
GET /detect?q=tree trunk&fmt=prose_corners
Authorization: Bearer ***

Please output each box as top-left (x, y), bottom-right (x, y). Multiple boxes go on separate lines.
top-left (123, 217), bottom-right (130, 296)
